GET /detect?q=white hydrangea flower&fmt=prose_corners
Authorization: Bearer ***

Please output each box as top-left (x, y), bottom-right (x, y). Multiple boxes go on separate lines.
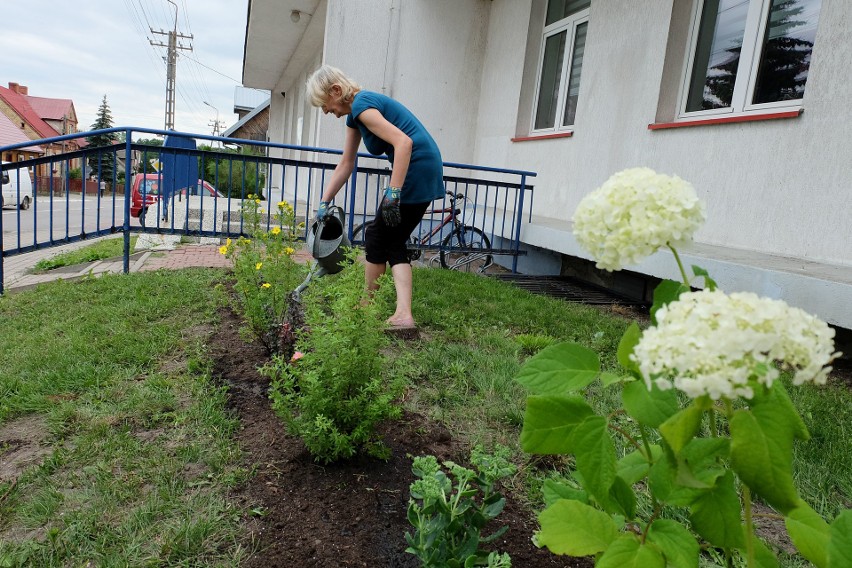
top-left (572, 167), bottom-right (706, 271)
top-left (631, 290), bottom-right (841, 400)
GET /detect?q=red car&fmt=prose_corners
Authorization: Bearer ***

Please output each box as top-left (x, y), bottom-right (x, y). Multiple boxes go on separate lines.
top-left (130, 173), bottom-right (223, 225)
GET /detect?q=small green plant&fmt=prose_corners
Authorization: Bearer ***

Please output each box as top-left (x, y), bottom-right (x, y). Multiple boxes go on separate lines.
top-left (514, 333), bottom-right (557, 356)
top-left (221, 195), bottom-right (306, 351)
top-left (405, 445), bottom-right (516, 567)
top-left (265, 251), bottom-right (403, 463)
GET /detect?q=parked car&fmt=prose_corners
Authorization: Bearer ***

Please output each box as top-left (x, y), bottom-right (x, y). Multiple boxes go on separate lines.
top-left (1, 162), bottom-right (33, 210)
top-left (130, 173), bottom-right (223, 226)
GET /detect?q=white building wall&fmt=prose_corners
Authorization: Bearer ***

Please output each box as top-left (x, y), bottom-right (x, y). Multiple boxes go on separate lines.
top-left (479, 0), bottom-right (852, 267)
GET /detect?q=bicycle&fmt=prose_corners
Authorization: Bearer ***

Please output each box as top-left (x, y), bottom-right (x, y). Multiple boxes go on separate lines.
top-left (351, 191), bottom-right (493, 273)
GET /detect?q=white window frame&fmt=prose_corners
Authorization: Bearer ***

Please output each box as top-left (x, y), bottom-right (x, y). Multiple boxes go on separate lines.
top-left (679, 0), bottom-right (817, 119)
top-left (530, 6), bottom-right (590, 134)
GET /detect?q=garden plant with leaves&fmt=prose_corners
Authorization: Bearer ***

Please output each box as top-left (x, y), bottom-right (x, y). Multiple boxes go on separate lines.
top-left (515, 168), bottom-right (850, 567)
top-left (406, 445), bottom-right (515, 567)
top-left (220, 195), bottom-right (306, 351)
top-left (265, 251), bottom-right (404, 463)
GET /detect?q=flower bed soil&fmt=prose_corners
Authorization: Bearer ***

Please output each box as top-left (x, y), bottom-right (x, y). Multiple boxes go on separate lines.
top-left (209, 305), bottom-right (592, 567)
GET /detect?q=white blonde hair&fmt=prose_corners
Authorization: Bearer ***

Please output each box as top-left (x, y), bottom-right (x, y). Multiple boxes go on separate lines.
top-left (305, 65), bottom-right (361, 107)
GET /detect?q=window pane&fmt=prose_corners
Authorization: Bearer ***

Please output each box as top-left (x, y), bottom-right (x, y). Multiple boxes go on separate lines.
top-left (752, 0), bottom-right (821, 104)
top-left (686, 0), bottom-right (750, 112)
top-left (562, 22), bottom-right (588, 126)
top-left (535, 31), bottom-right (567, 130)
top-left (546, 0), bottom-right (591, 26)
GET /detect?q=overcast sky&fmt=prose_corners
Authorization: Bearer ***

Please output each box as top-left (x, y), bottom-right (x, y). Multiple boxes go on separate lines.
top-left (2, 0), bottom-right (268, 139)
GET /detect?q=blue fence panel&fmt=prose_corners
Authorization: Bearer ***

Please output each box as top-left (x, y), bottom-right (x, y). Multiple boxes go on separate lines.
top-left (1, 127), bottom-right (535, 293)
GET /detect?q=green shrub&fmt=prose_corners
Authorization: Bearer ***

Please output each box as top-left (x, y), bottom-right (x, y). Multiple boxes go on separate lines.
top-left (222, 196), bottom-right (306, 351)
top-left (264, 253), bottom-right (403, 463)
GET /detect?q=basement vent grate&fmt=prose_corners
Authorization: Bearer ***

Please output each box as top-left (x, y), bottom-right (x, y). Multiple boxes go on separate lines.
top-left (491, 275), bottom-right (648, 307)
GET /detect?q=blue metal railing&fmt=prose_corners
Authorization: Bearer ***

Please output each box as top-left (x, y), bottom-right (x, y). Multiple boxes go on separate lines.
top-left (1, 127), bottom-right (535, 293)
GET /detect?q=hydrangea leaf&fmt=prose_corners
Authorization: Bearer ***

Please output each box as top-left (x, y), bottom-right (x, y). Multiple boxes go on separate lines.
top-left (570, 416), bottom-right (617, 509)
top-left (541, 478), bottom-right (588, 507)
top-left (600, 372), bottom-right (628, 387)
top-left (752, 536), bottom-right (781, 568)
top-left (650, 279), bottom-right (689, 325)
top-left (608, 476), bottom-right (637, 519)
top-left (597, 535), bottom-right (665, 568)
top-left (515, 342), bottom-right (600, 395)
top-left (617, 445), bottom-right (662, 485)
top-left (659, 402), bottom-right (704, 454)
top-left (648, 451), bottom-right (704, 507)
top-left (827, 510), bottom-right (852, 568)
top-left (537, 499), bottom-right (619, 556)
top-left (646, 519), bottom-right (699, 568)
top-left (617, 322), bottom-right (642, 373)
top-left (729, 407), bottom-right (799, 514)
top-left (622, 380), bottom-right (679, 428)
top-left (785, 500), bottom-right (830, 568)
top-left (691, 265), bottom-right (718, 291)
top-left (689, 471), bottom-right (745, 548)
top-left (520, 395), bottom-right (595, 454)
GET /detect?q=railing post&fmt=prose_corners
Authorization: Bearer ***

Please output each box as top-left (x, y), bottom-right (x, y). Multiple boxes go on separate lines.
top-left (123, 130), bottom-right (132, 273)
top-left (512, 175), bottom-right (528, 274)
top-left (347, 155), bottom-right (360, 240)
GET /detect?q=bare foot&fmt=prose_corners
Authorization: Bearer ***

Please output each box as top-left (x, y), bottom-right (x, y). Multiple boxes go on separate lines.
top-left (386, 316), bottom-right (416, 328)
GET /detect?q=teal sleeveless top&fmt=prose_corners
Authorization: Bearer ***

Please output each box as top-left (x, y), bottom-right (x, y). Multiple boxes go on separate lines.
top-left (346, 91), bottom-right (444, 204)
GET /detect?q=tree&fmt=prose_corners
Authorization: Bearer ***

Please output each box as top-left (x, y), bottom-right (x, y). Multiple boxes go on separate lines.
top-left (86, 95), bottom-right (119, 181)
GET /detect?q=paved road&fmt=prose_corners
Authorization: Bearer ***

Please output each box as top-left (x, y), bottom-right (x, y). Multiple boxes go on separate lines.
top-left (1, 195), bottom-right (142, 251)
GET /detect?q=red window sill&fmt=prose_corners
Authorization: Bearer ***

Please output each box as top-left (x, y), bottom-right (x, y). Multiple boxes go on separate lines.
top-left (511, 131), bottom-right (574, 142)
top-left (649, 109), bottom-right (802, 130)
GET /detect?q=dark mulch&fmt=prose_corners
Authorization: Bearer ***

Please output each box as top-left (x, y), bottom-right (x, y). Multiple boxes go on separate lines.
top-left (209, 305), bottom-right (591, 567)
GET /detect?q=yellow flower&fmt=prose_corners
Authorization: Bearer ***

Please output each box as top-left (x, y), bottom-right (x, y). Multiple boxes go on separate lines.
top-left (247, 193), bottom-right (255, 199)
top-left (219, 245), bottom-right (228, 255)
top-left (277, 201), bottom-right (286, 208)
top-left (255, 262), bottom-right (263, 270)
top-left (261, 282), bottom-right (271, 289)
top-left (298, 222), bottom-right (306, 229)
top-left (284, 247), bottom-right (295, 256)
top-left (255, 199), bottom-right (261, 204)
top-left (226, 238), bottom-right (232, 246)
top-left (271, 226), bottom-right (281, 235)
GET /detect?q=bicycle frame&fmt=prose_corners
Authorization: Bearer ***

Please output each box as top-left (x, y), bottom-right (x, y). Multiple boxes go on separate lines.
top-left (413, 199), bottom-right (460, 248)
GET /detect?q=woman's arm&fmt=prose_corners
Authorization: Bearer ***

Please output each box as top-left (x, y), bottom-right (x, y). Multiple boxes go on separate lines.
top-left (320, 126), bottom-right (362, 202)
top-left (357, 108), bottom-right (412, 189)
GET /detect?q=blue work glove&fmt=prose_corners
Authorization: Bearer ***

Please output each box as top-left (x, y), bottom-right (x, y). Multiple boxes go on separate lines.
top-left (317, 200), bottom-right (331, 220)
top-left (380, 186), bottom-right (401, 227)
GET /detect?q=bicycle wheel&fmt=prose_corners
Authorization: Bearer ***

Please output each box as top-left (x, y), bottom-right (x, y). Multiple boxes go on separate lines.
top-left (439, 226), bottom-right (492, 272)
top-left (351, 222), bottom-right (366, 244)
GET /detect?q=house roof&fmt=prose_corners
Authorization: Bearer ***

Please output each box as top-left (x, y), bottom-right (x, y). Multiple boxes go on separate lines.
top-left (24, 95), bottom-right (74, 122)
top-left (223, 98), bottom-right (270, 138)
top-left (0, 85), bottom-right (60, 139)
top-left (0, 111), bottom-right (43, 153)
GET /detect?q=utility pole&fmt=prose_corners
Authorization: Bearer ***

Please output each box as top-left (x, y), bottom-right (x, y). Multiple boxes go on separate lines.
top-left (203, 101), bottom-right (225, 146)
top-left (150, 0), bottom-right (192, 130)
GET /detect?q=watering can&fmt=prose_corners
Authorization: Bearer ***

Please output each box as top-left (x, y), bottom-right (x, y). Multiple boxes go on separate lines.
top-left (294, 205), bottom-right (351, 297)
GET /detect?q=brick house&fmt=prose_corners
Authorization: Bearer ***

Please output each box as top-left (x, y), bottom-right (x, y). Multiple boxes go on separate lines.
top-left (0, 82), bottom-right (84, 177)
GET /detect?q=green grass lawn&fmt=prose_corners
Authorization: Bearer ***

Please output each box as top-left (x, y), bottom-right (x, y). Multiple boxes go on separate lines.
top-left (32, 236), bottom-right (139, 273)
top-left (0, 266), bottom-right (848, 566)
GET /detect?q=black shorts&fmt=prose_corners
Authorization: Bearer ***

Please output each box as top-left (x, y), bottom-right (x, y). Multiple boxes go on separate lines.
top-left (364, 201), bottom-right (431, 266)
